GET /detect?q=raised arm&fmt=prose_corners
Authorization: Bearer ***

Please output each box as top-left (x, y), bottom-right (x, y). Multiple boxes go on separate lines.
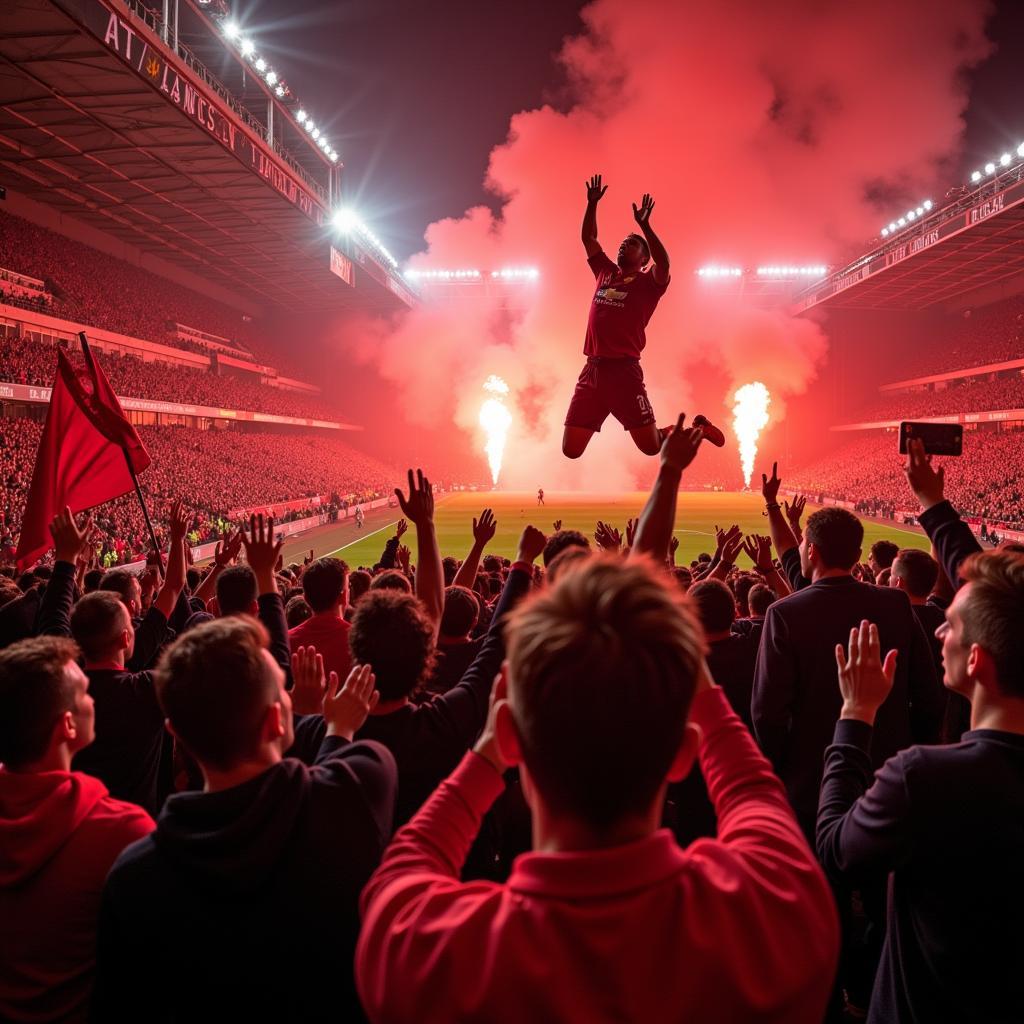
top-left (631, 414), bottom-right (704, 563)
top-left (741, 534), bottom-right (792, 597)
top-left (151, 500), bottom-right (189, 621)
top-left (396, 469), bottom-right (444, 635)
top-left (632, 193), bottom-right (670, 285)
top-left (194, 529), bottom-right (242, 607)
top-left (39, 507), bottom-right (95, 637)
top-left (761, 462), bottom-right (799, 560)
top-left (581, 173), bottom-right (607, 258)
top-left (452, 509), bottom-right (496, 590)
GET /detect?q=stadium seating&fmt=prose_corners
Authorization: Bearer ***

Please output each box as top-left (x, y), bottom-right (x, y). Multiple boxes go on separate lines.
top-left (845, 372), bottom-right (1024, 423)
top-left (0, 417), bottom-right (399, 564)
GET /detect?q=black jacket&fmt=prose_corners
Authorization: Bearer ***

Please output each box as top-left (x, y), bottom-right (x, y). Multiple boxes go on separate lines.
top-left (817, 720), bottom-right (1024, 1024)
top-left (752, 574), bottom-right (944, 835)
top-left (93, 738), bottom-right (396, 1022)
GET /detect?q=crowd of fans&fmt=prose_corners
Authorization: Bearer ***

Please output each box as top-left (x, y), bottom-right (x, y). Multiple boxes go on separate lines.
top-left (1, 334), bottom-right (341, 421)
top-left (787, 428), bottom-right (1024, 529)
top-left (848, 371), bottom-right (1024, 423)
top-left (1, 422), bottom-right (1020, 1023)
top-left (0, 211), bottom-right (298, 373)
top-left (1, 418), bottom-right (399, 565)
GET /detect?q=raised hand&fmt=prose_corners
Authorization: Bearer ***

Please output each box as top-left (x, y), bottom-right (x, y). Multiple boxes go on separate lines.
top-left (303, 548), bottom-right (315, 567)
top-left (625, 517), bottom-right (638, 549)
top-left (586, 173), bottom-right (608, 203)
top-left (661, 413), bottom-right (704, 473)
top-left (741, 534), bottom-right (774, 572)
top-left (397, 544), bottom-right (412, 573)
top-left (904, 438), bottom-right (945, 511)
top-left (720, 525), bottom-right (743, 566)
top-left (552, 519), bottom-right (563, 532)
top-left (784, 494), bottom-right (807, 530)
top-left (395, 518), bottom-right (408, 540)
top-left (290, 645), bottom-right (326, 715)
top-left (472, 508), bottom-right (497, 547)
top-left (242, 513), bottom-right (284, 577)
top-left (323, 663), bottom-right (380, 741)
top-left (167, 499), bottom-right (190, 543)
top-left (632, 192), bottom-right (655, 227)
top-left (212, 530), bottom-right (240, 569)
top-left (669, 535), bottom-right (679, 562)
top-left (594, 520), bottom-right (622, 551)
top-left (836, 620), bottom-right (898, 726)
top-left (395, 469), bottom-right (434, 526)
top-left (516, 525), bottom-right (547, 565)
top-left (761, 461), bottom-right (782, 504)
top-left (49, 506), bottom-right (95, 565)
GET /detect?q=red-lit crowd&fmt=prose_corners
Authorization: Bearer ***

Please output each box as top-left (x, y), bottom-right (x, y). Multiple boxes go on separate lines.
top-left (1, 418), bottom-right (398, 566)
top-left (1, 334), bottom-right (341, 422)
top-left (1, 422), bottom-right (1021, 1024)
top-left (788, 428), bottom-right (1024, 529)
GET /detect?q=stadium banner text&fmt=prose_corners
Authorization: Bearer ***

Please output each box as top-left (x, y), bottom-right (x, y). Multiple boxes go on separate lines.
top-left (80, 0), bottom-right (324, 226)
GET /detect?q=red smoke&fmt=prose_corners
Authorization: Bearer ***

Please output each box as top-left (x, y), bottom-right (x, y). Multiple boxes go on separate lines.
top-left (343, 0), bottom-right (991, 487)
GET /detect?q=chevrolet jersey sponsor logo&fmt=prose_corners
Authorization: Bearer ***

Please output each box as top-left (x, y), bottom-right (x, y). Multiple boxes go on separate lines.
top-left (597, 287), bottom-right (628, 301)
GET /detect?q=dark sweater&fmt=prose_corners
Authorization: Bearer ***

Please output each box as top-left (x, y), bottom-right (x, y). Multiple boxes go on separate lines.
top-left (93, 738), bottom-right (396, 1022)
top-left (817, 720), bottom-right (1024, 1024)
top-left (706, 633), bottom-right (759, 731)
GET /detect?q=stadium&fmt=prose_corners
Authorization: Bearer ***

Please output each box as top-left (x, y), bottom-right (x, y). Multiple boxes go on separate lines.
top-left (1, 2), bottom-right (1022, 1022)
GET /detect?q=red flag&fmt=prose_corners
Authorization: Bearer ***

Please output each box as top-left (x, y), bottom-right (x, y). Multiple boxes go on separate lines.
top-left (15, 345), bottom-right (151, 569)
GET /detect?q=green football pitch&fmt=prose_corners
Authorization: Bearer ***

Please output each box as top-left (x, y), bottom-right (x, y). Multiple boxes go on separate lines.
top-left (322, 491), bottom-right (930, 569)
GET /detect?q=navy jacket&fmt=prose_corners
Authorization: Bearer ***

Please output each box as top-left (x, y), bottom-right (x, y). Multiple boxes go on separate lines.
top-left (752, 574), bottom-right (944, 835)
top-left (817, 721), bottom-right (1024, 1023)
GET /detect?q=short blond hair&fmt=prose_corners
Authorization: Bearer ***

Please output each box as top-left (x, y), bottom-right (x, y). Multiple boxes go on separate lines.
top-left (506, 555), bottom-right (705, 829)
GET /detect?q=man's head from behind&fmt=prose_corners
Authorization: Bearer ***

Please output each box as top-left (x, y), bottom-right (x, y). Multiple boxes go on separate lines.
top-left (543, 529), bottom-right (591, 568)
top-left (216, 565), bottom-right (258, 617)
top-left (800, 508), bottom-right (863, 577)
top-left (301, 557), bottom-right (349, 614)
top-left (499, 557), bottom-right (704, 836)
top-left (99, 568), bottom-right (143, 617)
top-left (155, 616), bottom-right (291, 776)
top-left (440, 585), bottom-right (479, 640)
top-left (939, 550), bottom-right (1024, 702)
top-left (689, 579), bottom-right (737, 638)
top-left (869, 539), bottom-right (900, 575)
top-left (0, 636), bottom-right (92, 770)
top-left (889, 548), bottom-right (939, 601)
top-left (748, 584), bottom-right (776, 618)
top-left (348, 569), bottom-right (372, 605)
top-left (370, 569), bottom-right (412, 594)
top-left (70, 591), bottom-right (134, 665)
top-left (349, 590), bottom-right (435, 702)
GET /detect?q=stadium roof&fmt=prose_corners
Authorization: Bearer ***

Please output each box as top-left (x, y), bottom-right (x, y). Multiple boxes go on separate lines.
top-left (0, 0), bottom-right (414, 314)
top-left (793, 168), bottom-right (1024, 313)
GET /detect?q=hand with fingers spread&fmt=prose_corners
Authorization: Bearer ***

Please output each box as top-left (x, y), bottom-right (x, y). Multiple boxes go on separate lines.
top-left (585, 173), bottom-right (608, 204)
top-left (761, 461), bottom-right (782, 505)
top-left (784, 494), bottom-right (807, 540)
top-left (836, 620), bottom-right (898, 726)
top-left (49, 506), bottom-right (96, 565)
top-left (552, 519), bottom-right (562, 532)
top-left (741, 534), bottom-right (774, 573)
top-left (594, 520), bottom-right (622, 551)
top-left (395, 518), bottom-right (408, 541)
top-left (660, 413), bottom-right (704, 473)
top-left (472, 508), bottom-right (497, 547)
top-left (242, 513), bottom-right (284, 594)
top-left (395, 469), bottom-right (434, 526)
top-left (323, 663), bottom-right (380, 741)
top-left (167, 499), bottom-right (191, 544)
top-left (632, 192), bottom-right (655, 227)
top-left (291, 646), bottom-right (327, 715)
top-left (904, 437), bottom-right (946, 511)
top-left (397, 545), bottom-right (412, 574)
top-left (720, 525), bottom-right (743, 566)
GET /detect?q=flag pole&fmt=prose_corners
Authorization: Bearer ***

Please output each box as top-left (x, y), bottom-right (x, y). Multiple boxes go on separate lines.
top-left (77, 331), bottom-right (164, 573)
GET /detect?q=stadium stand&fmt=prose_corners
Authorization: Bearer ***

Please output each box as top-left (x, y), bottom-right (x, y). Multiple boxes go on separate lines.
top-left (0, 418), bottom-right (398, 564)
top-left (845, 372), bottom-right (1024, 423)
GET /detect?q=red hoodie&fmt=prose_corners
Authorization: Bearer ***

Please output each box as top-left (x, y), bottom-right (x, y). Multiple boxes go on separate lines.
top-left (0, 770), bottom-right (154, 1022)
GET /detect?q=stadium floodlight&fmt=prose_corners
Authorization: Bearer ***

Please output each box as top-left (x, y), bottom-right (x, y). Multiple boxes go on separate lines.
top-left (312, 128), bottom-right (321, 140)
top-left (984, 162), bottom-right (996, 175)
top-left (971, 170), bottom-right (982, 182)
top-left (275, 86), bottom-right (285, 97)
top-left (240, 38), bottom-right (254, 56)
top-left (1000, 153), bottom-right (1011, 166)
top-left (1018, 142), bottom-right (1024, 158)
top-left (296, 110), bottom-right (307, 123)
top-left (305, 121), bottom-right (315, 133)
top-left (697, 265), bottom-right (743, 278)
top-left (331, 208), bottom-right (358, 232)
top-left (223, 21), bottom-right (240, 39)
top-left (254, 57), bottom-right (266, 72)
top-left (330, 152), bottom-right (339, 163)
top-left (923, 200), bottom-right (933, 210)
top-left (265, 71), bottom-right (277, 85)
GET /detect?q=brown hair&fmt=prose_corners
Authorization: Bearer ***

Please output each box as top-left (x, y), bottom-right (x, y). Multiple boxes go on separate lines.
top-left (506, 556), bottom-right (705, 830)
top-left (71, 591), bottom-right (129, 662)
top-left (959, 550), bottom-right (1024, 697)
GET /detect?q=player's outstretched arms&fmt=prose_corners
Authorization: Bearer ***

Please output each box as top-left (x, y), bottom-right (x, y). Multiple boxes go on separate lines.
top-left (582, 173), bottom-right (607, 258)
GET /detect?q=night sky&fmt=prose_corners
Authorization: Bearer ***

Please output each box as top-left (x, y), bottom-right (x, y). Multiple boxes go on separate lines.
top-left (240, 0), bottom-right (1021, 261)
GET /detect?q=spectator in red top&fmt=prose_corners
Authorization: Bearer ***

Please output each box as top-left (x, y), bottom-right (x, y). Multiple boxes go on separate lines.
top-left (288, 557), bottom-right (352, 685)
top-left (0, 636), bottom-right (154, 1022)
top-left (356, 552), bottom-right (839, 1023)
top-left (563, 174), bottom-right (672, 460)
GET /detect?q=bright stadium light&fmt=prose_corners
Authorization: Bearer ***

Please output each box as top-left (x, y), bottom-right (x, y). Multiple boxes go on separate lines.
top-left (330, 151), bottom-right (339, 162)
top-left (1000, 153), bottom-right (1011, 166)
top-left (305, 121), bottom-right (315, 133)
top-left (240, 38), bottom-right (254, 56)
top-left (275, 86), bottom-right (285, 97)
top-left (332, 208), bottom-right (358, 232)
top-left (697, 265), bottom-right (742, 278)
top-left (1018, 142), bottom-right (1024, 157)
top-left (971, 170), bottom-right (982, 182)
top-left (254, 57), bottom-right (267, 72)
top-left (296, 110), bottom-right (307, 123)
top-left (923, 200), bottom-right (933, 210)
top-left (265, 70), bottom-right (277, 85)
top-left (223, 21), bottom-right (240, 39)
top-left (985, 162), bottom-right (996, 175)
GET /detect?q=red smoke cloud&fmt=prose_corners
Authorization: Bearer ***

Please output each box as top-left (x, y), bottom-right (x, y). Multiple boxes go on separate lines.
top-left (347, 0), bottom-right (991, 488)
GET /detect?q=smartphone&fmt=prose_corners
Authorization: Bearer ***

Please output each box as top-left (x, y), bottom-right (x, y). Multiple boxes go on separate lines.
top-left (898, 421), bottom-right (963, 456)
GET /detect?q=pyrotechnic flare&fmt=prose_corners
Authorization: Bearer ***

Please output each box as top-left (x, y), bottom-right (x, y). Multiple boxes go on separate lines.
top-left (480, 375), bottom-right (512, 486)
top-left (732, 382), bottom-right (771, 488)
